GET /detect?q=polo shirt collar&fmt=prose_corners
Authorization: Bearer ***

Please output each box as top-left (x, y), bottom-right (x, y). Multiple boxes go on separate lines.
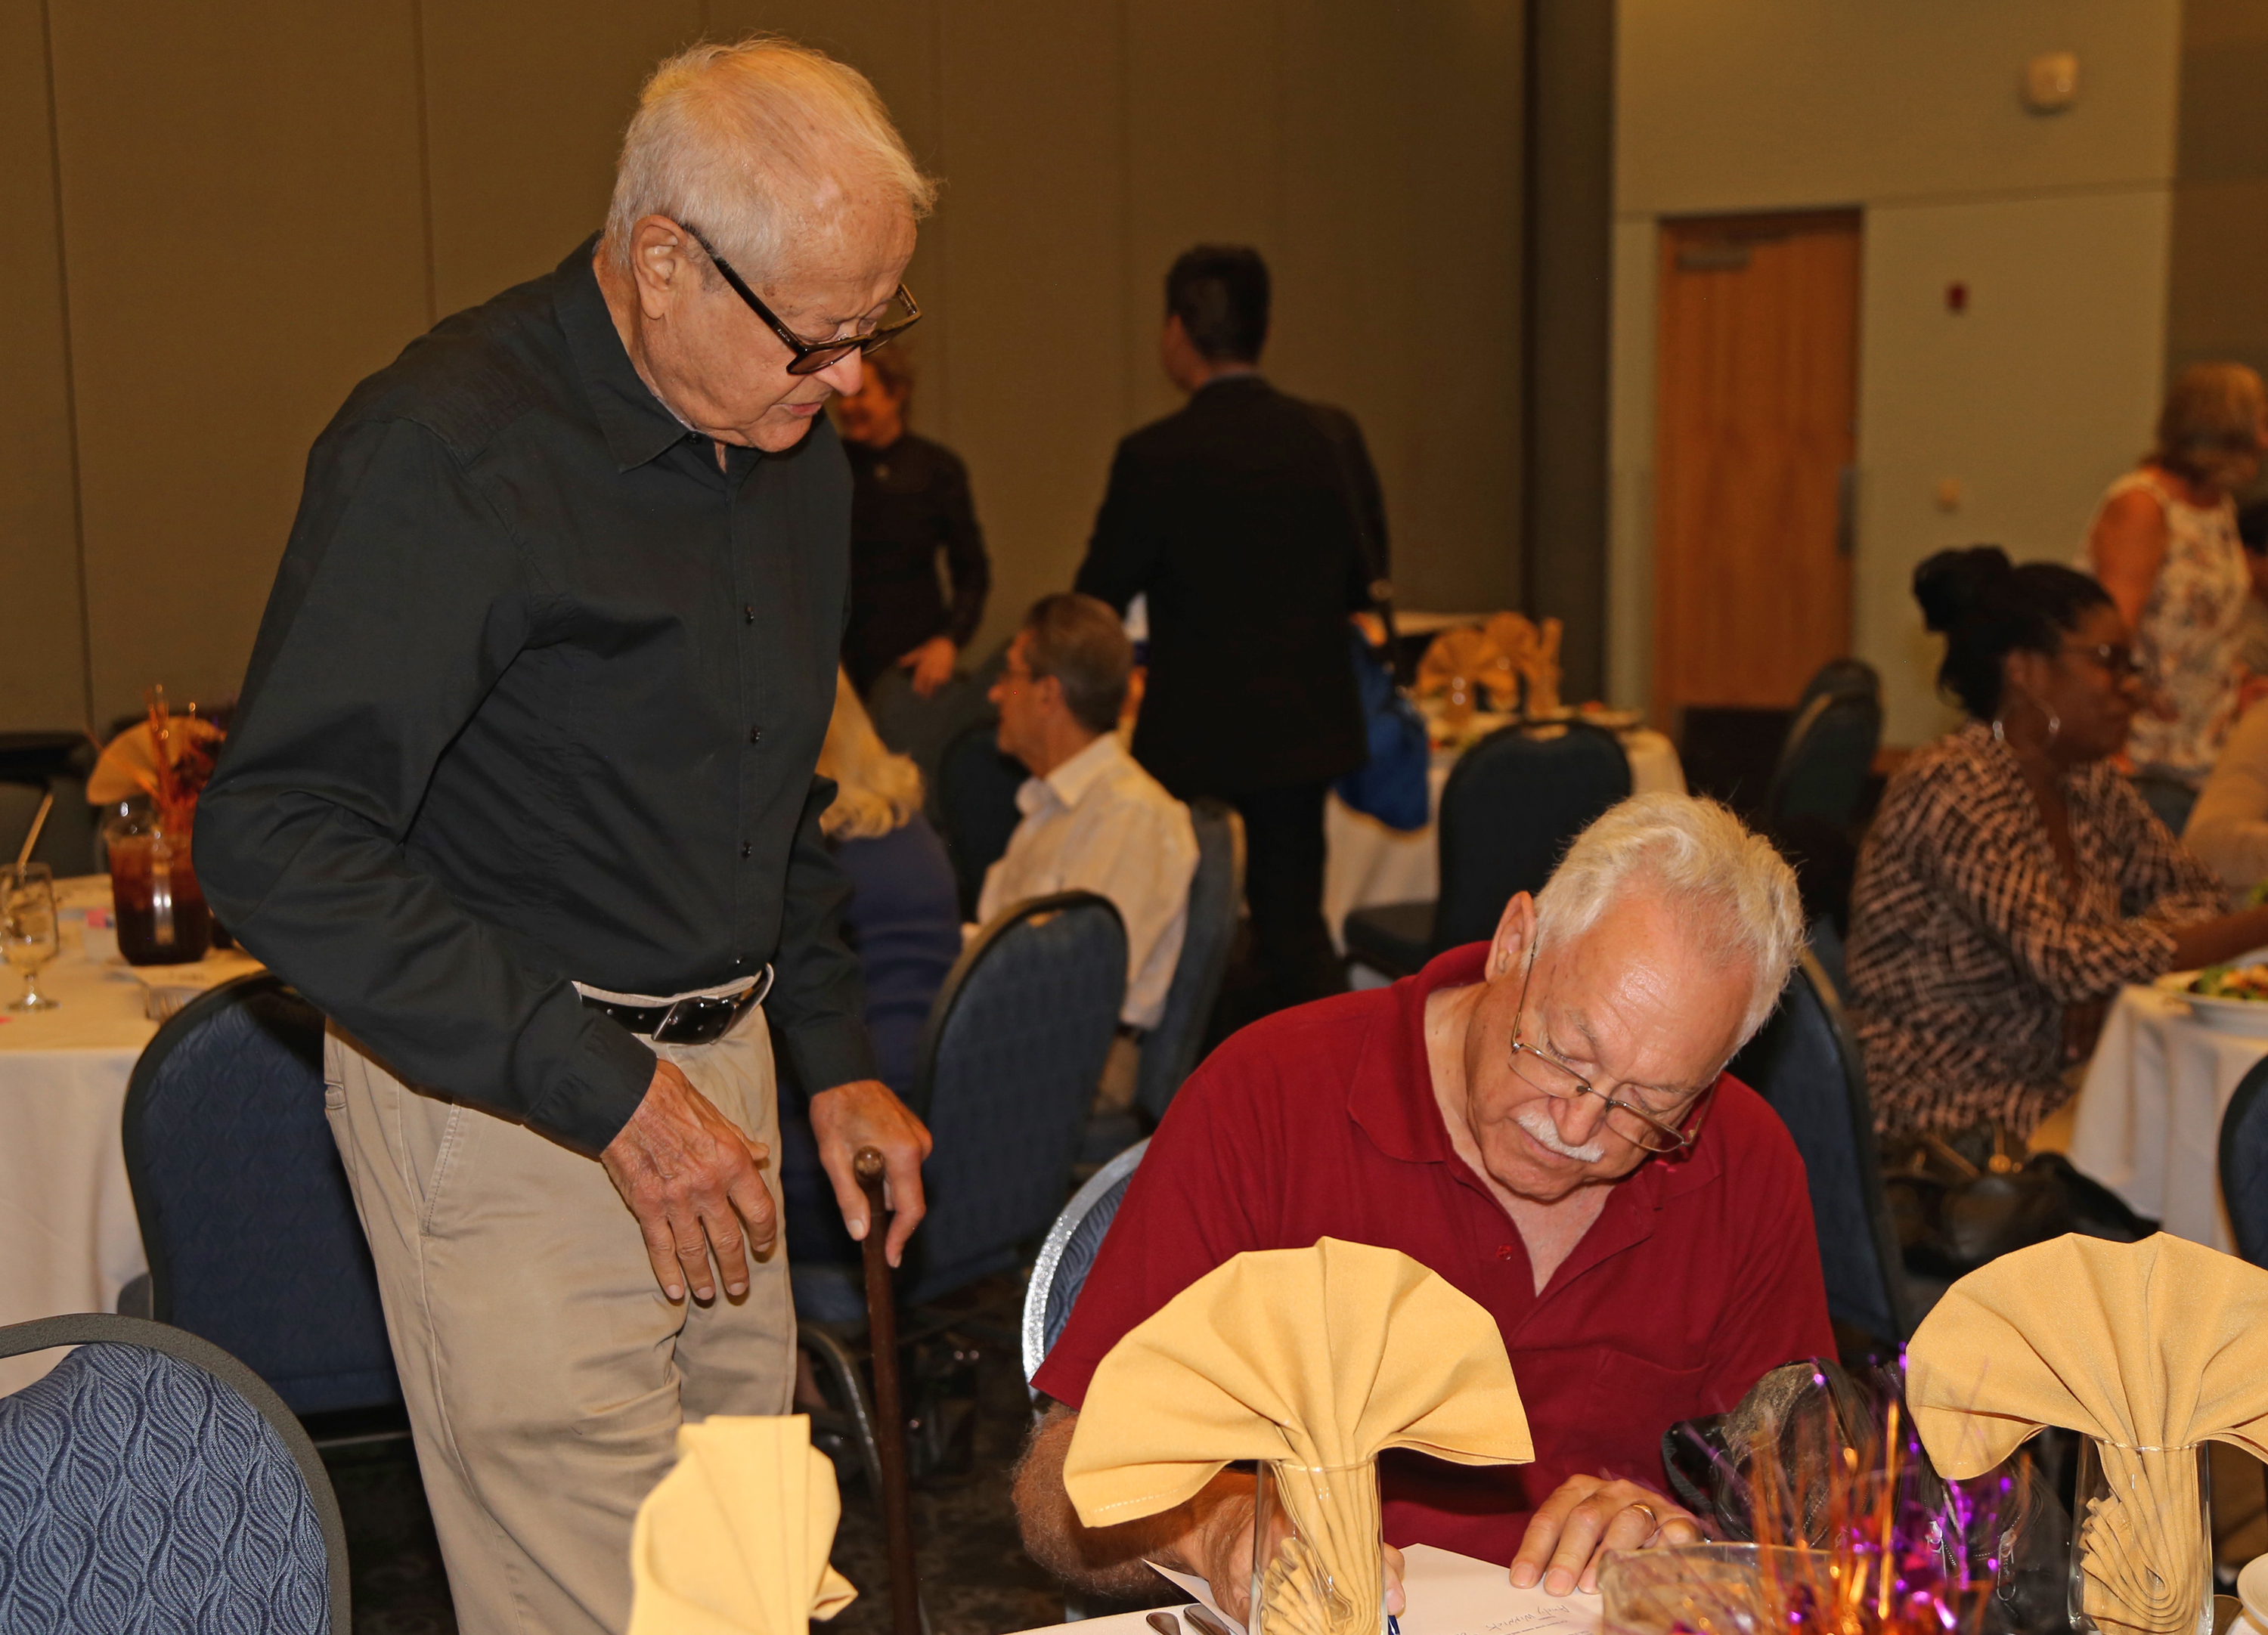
top-left (1021, 732), bottom-right (1125, 815)
top-left (1349, 943), bottom-right (1727, 1209)
top-left (554, 234), bottom-right (700, 473)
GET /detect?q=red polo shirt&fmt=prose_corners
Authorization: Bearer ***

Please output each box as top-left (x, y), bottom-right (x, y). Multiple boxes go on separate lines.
top-left (1032, 945), bottom-right (1834, 1563)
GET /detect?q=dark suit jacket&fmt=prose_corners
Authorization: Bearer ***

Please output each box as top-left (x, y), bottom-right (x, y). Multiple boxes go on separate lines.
top-left (1075, 375), bottom-right (1382, 799)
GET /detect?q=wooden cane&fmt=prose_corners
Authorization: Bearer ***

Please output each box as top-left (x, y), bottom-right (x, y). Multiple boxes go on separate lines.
top-left (855, 1145), bottom-right (920, 1635)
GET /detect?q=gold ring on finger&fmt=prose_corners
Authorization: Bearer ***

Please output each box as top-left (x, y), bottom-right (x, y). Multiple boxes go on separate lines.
top-left (1625, 1501), bottom-right (1661, 1541)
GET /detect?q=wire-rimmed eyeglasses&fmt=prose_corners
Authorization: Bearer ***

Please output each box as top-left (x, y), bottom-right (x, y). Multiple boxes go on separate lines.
top-left (1505, 949), bottom-right (1715, 1154)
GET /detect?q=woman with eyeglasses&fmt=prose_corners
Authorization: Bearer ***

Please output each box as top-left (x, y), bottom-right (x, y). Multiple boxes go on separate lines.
top-left (1846, 546), bottom-right (2268, 1141)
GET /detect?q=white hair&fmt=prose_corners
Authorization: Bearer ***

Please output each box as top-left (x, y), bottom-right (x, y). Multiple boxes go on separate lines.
top-left (1532, 792), bottom-right (1803, 1045)
top-left (603, 36), bottom-right (937, 286)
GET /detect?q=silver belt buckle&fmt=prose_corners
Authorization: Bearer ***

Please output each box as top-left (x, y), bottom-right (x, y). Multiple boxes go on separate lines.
top-left (653, 965), bottom-right (773, 1042)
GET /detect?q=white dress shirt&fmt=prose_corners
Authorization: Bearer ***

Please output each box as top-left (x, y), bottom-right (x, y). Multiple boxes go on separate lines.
top-left (976, 732), bottom-right (1199, 1029)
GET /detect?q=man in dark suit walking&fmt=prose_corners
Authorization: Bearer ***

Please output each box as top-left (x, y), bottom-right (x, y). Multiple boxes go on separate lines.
top-left (1075, 245), bottom-right (1386, 1016)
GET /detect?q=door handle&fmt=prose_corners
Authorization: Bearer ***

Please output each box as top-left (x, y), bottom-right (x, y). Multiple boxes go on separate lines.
top-left (1835, 464), bottom-right (1858, 558)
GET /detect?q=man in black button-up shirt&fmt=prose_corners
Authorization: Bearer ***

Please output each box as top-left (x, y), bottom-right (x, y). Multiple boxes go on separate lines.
top-left (198, 39), bottom-right (934, 1635)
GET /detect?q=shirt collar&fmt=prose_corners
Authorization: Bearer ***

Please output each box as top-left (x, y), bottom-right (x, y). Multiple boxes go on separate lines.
top-left (1019, 732), bottom-right (1126, 815)
top-left (553, 235), bottom-right (702, 472)
top-left (1348, 943), bottom-right (1726, 1208)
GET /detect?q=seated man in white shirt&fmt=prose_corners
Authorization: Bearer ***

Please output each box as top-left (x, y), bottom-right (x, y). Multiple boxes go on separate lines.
top-left (980, 594), bottom-right (1200, 1067)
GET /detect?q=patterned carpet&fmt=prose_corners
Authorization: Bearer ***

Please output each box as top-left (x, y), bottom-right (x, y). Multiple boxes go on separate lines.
top-left (326, 1343), bottom-right (1083, 1635)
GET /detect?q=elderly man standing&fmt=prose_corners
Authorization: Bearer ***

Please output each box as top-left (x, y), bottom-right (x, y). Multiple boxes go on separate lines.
top-left (197, 39), bottom-right (934, 1635)
top-left (1014, 794), bottom-right (1832, 1608)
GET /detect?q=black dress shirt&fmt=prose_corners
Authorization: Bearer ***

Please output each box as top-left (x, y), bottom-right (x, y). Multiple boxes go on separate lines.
top-left (840, 432), bottom-right (990, 692)
top-left (197, 237), bottom-right (876, 1157)
top-left (1075, 374), bottom-right (1378, 798)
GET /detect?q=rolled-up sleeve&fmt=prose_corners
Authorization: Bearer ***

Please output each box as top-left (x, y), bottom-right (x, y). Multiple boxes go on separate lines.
top-left (197, 417), bottom-right (655, 1153)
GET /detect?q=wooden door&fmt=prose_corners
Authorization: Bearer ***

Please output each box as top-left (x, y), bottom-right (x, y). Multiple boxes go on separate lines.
top-left (1652, 210), bottom-right (1861, 729)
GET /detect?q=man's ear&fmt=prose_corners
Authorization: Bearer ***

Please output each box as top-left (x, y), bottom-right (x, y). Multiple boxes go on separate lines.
top-left (627, 215), bottom-right (697, 320)
top-left (1486, 893), bottom-right (1537, 983)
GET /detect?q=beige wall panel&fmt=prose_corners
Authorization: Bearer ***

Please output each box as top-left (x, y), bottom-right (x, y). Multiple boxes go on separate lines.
top-left (1854, 190), bottom-right (2172, 746)
top-left (2168, 177), bottom-right (2268, 381)
top-left (2169, 2), bottom-right (2268, 406)
top-left (51, 2), bottom-right (429, 726)
top-left (937, 0), bottom-right (1126, 658)
top-left (423, 2), bottom-right (705, 317)
top-left (1619, 0), bottom-right (2180, 215)
top-left (0, 0), bottom-right (88, 730)
top-left (1123, 0), bottom-right (1284, 432)
top-left (1281, 0), bottom-right (1522, 615)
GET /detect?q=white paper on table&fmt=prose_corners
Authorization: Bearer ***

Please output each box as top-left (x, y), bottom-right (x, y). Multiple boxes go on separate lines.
top-left (119, 949), bottom-right (265, 992)
top-left (1147, 1545), bottom-right (1600, 1635)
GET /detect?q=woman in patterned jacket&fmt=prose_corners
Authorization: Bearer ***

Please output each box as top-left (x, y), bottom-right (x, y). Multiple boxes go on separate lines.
top-left (1848, 546), bottom-right (2268, 1139)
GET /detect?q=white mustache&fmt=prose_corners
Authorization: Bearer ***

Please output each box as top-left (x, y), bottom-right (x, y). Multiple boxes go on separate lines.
top-left (1516, 1107), bottom-right (1606, 1163)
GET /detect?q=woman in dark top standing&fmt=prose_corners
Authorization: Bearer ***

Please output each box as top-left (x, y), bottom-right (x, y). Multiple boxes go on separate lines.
top-left (835, 348), bottom-right (991, 697)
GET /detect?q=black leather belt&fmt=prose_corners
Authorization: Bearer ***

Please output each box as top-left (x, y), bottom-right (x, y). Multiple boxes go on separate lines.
top-left (581, 965), bottom-right (773, 1045)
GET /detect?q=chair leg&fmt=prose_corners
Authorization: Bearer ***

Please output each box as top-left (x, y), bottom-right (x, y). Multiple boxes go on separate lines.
top-left (797, 1328), bottom-right (886, 1502)
top-left (797, 1327), bottom-right (933, 1635)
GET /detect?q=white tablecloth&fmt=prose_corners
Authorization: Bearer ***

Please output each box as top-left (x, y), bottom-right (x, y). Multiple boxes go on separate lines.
top-left (2067, 983), bottom-right (2268, 1255)
top-left (1325, 727), bottom-right (1684, 951)
top-left (0, 875), bottom-right (165, 1392)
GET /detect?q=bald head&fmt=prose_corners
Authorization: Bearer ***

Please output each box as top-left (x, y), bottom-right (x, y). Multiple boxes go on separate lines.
top-left (602, 36), bottom-right (936, 289)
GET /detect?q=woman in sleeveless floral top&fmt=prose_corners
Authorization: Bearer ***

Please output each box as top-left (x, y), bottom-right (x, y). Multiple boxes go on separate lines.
top-left (2084, 363), bottom-right (2267, 788)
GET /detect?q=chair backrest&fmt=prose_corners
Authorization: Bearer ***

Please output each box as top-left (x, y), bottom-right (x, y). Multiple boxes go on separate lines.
top-left (1022, 1138), bottom-right (1148, 1383)
top-left (1433, 723), bottom-right (1632, 951)
top-left (0, 1311), bottom-right (348, 1633)
top-left (122, 974), bottom-right (401, 1417)
top-left (935, 718), bottom-right (1030, 918)
top-left (2219, 1056), bottom-right (2268, 1267)
top-left (1766, 661), bottom-right (1882, 834)
top-left (904, 891), bottom-right (1128, 1303)
top-left (1134, 799), bottom-right (1244, 1124)
top-left (1729, 950), bottom-right (1913, 1344)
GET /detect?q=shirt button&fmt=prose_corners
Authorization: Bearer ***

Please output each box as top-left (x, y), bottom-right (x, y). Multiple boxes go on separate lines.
top-left (743, 605), bottom-right (757, 624)
top-left (732, 955), bottom-right (745, 968)
top-left (748, 725), bottom-right (763, 744)
top-left (739, 841), bottom-right (752, 859)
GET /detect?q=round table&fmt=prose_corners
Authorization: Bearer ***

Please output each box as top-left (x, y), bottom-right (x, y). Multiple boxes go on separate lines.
top-left (2067, 983), bottom-right (2268, 1255)
top-left (0, 875), bottom-right (259, 1392)
top-left (1323, 726), bottom-right (1684, 953)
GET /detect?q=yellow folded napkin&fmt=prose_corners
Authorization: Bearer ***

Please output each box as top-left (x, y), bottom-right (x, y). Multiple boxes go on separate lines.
top-left (1417, 628), bottom-right (1517, 710)
top-left (1062, 1238), bottom-right (1531, 1523)
top-left (1905, 1235), bottom-right (2268, 1635)
top-left (628, 1415), bottom-right (856, 1635)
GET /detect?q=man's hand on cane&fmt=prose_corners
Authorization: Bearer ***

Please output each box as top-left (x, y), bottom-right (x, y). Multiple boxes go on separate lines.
top-left (603, 1059), bottom-right (776, 1303)
top-left (810, 1078), bottom-right (932, 1265)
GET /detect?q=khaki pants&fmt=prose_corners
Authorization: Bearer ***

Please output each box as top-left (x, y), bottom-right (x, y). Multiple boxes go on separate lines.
top-left (324, 1007), bottom-right (794, 1635)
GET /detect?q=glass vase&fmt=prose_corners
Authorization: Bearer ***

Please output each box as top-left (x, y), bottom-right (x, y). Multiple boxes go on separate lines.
top-left (105, 807), bottom-right (211, 966)
top-left (2068, 1440), bottom-right (2211, 1635)
top-left (1250, 1457), bottom-right (1383, 1635)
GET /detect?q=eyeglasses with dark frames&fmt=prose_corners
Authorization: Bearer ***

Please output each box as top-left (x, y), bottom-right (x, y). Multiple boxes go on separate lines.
top-left (1504, 948), bottom-right (1715, 1154)
top-left (681, 224), bottom-right (920, 376)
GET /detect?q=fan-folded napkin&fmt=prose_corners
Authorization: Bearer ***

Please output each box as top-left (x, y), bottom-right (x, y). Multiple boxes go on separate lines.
top-left (1061, 1238), bottom-right (1531, 1527)
top-left (1904, 1234), bottom-right (2268, 1635)
top-left (627, 1414), bottom-right (856, 1635)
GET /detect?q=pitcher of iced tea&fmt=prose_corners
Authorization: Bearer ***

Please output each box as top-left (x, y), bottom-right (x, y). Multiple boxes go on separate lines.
top-left (105, 805), bottom-right (212, 965)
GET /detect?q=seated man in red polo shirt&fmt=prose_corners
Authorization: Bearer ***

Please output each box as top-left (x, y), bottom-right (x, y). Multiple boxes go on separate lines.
top-left (1013, 793), bottom-right (1833, 1611)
